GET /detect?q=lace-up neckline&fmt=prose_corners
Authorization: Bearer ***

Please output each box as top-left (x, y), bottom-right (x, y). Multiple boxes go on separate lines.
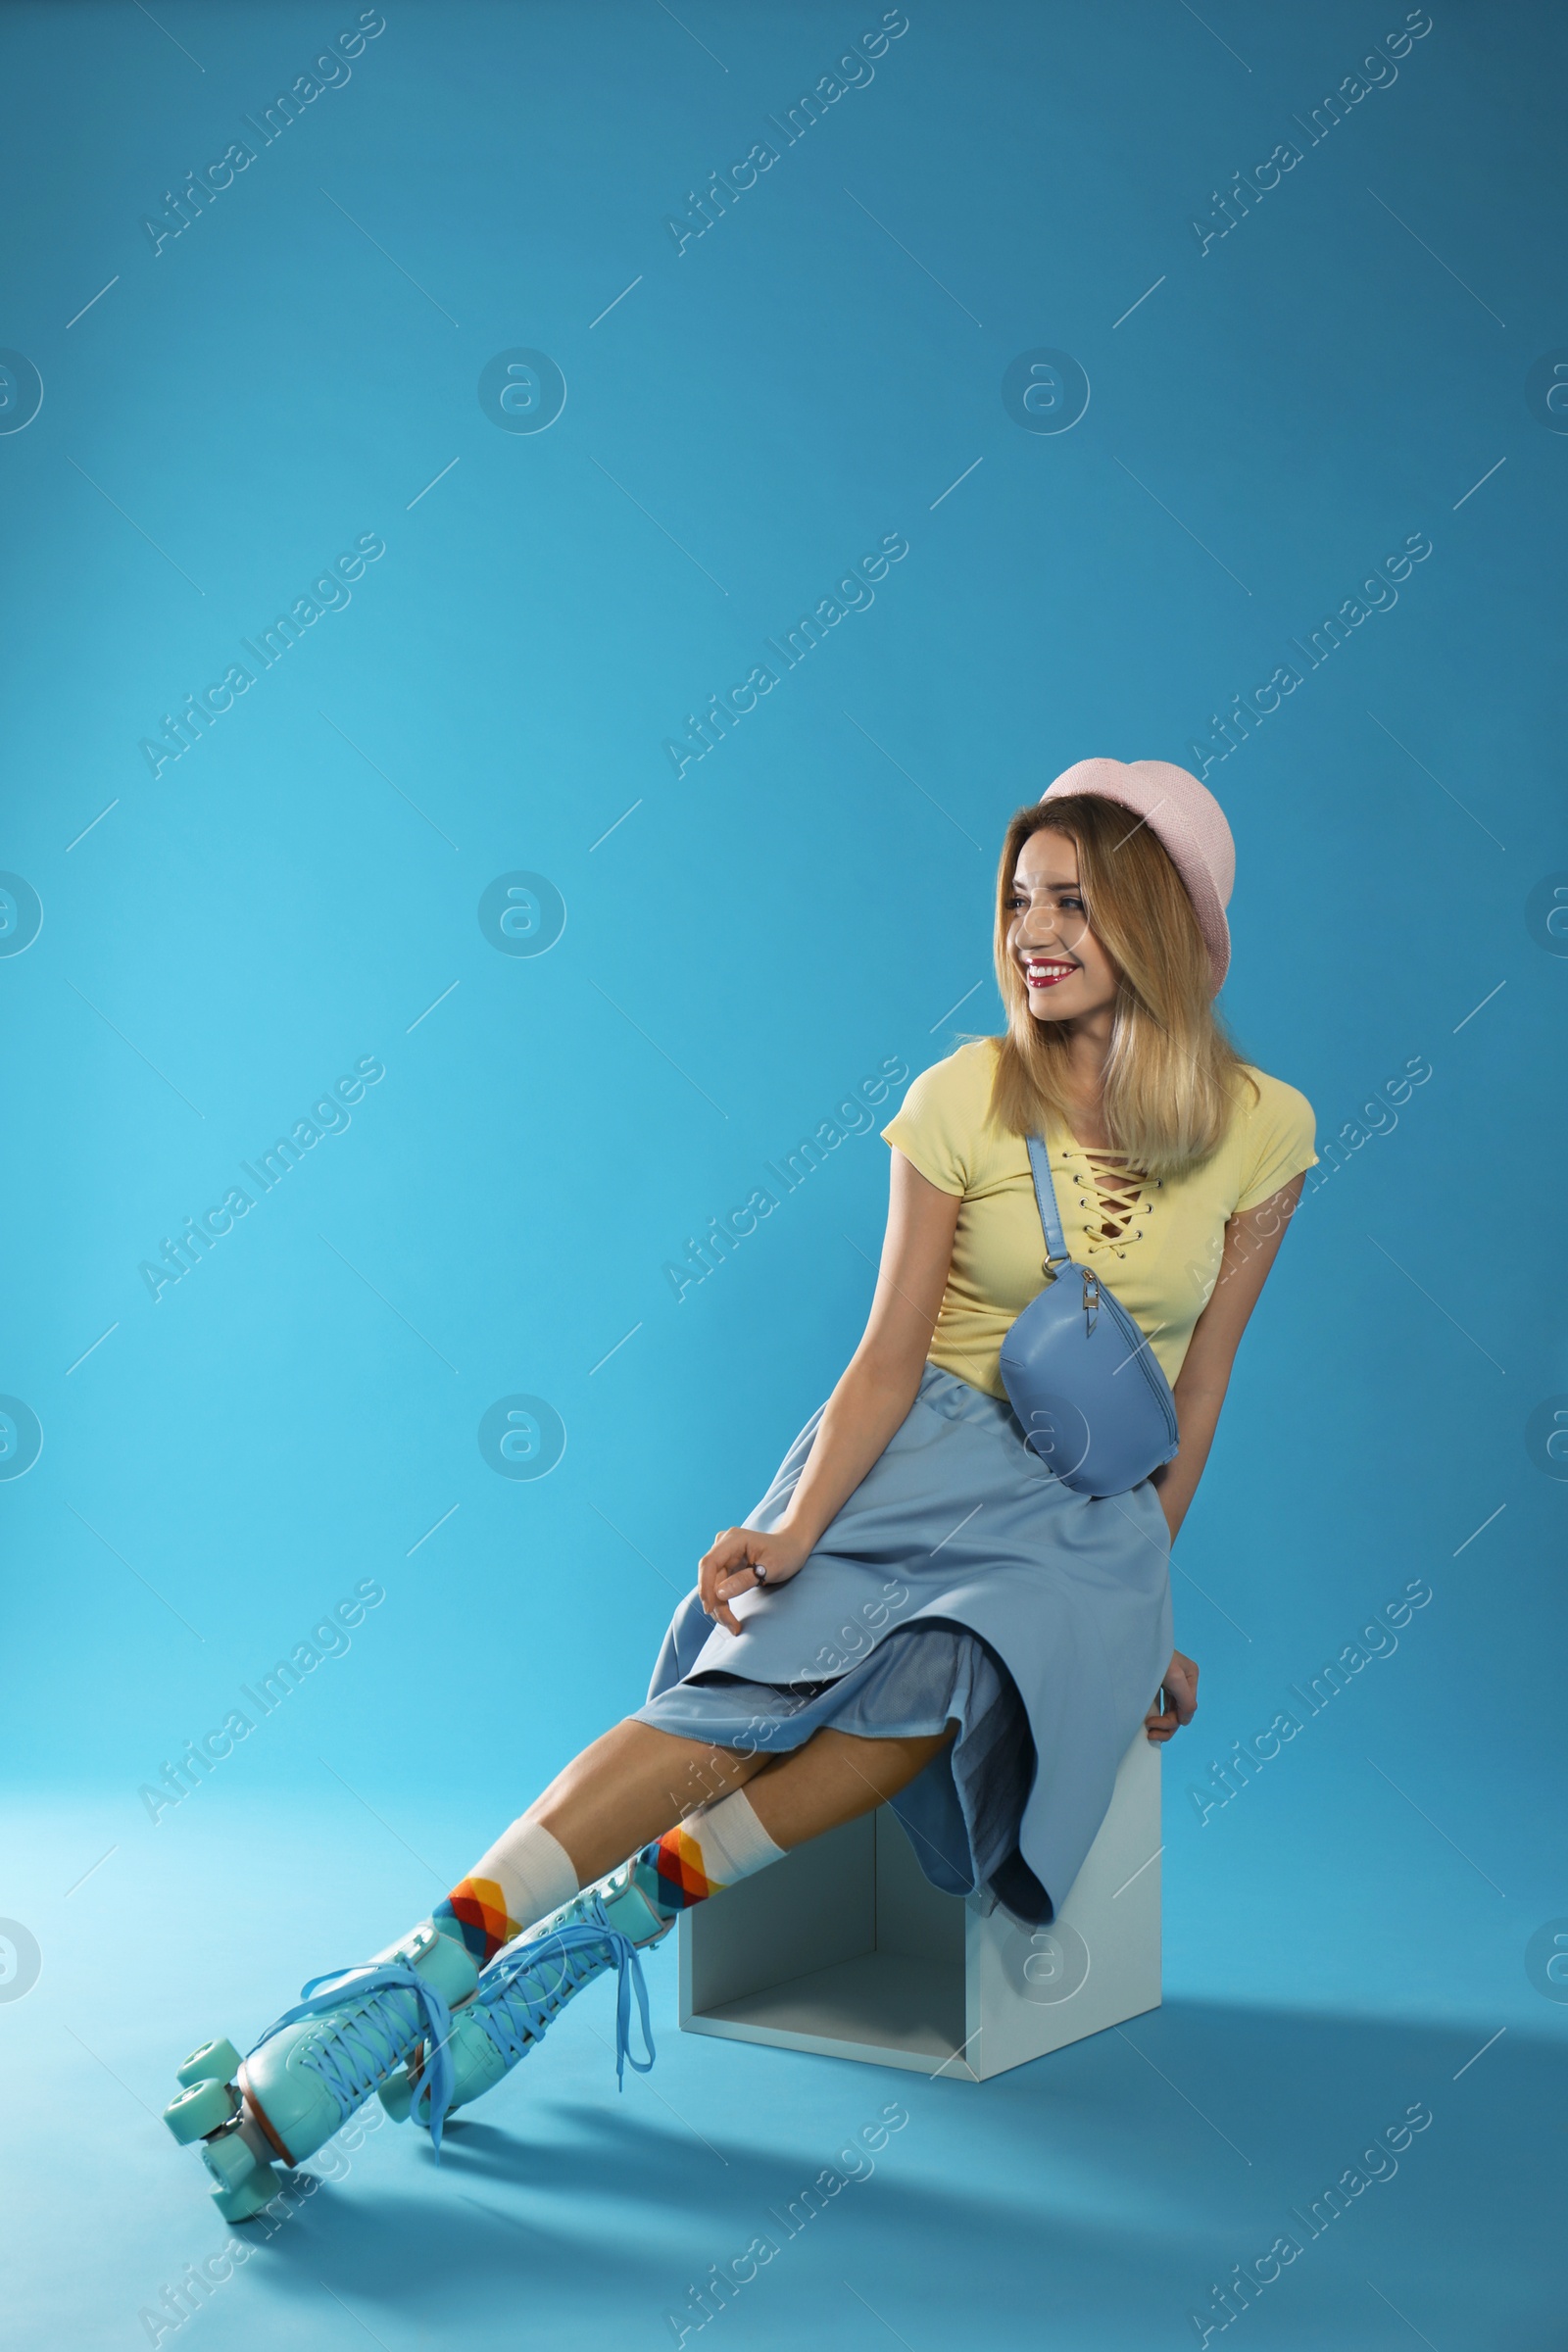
top-left (1061, 1135), bottom-right (1157, 1260)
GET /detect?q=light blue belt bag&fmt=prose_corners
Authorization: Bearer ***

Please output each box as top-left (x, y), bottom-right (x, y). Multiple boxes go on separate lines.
top-left (997, 1135), bottom-right (1181, 1498)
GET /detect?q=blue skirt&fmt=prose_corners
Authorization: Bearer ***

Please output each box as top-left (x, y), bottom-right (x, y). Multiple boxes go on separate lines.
top-left (635, 1363), bottom-right (1172, 1924)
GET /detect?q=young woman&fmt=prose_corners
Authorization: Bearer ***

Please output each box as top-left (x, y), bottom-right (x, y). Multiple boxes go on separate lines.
top-left (165, 757), bottom-right (1316, 2221)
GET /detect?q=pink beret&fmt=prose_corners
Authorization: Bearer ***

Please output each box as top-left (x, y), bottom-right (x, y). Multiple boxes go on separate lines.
top-left (1038, 758), bottom-right (1235, 994)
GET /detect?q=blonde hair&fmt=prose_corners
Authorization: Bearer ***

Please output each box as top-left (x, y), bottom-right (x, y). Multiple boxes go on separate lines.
top-left (987, 794), bottom-right (1256, 1178)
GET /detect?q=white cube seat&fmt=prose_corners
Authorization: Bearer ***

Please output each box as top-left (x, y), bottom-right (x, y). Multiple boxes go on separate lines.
top-left (680, 1731), bottom-right (1160, 2081)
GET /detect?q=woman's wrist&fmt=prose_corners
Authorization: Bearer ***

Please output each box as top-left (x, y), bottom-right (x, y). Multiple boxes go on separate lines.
top-left (768, 1514), bottom-right (818, 1570)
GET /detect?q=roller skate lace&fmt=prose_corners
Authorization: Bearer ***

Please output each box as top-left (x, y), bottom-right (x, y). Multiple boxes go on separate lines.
top-left (458, 1895), bottom-right (656, 2093)
top-left (249, 1962), bottom-right (460, 2148)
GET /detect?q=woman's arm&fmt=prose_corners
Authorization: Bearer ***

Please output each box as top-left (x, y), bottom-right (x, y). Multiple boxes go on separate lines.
top-left (699, 1151), bottom-right (959, 1632)
top-left (1152, 1170), bottom-right (1307, 1544)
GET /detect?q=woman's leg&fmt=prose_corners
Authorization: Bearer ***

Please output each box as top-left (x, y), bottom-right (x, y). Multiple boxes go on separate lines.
top-left (440, 1718), bottom-right (958, 1960)
top-left (526, 1720), bottom-right (772, 1882)
top-left (537, 1720), bottom-right (954, 1936)
top-left (396, 1722), bottom-right (958, 2136)
top-left (743, 1724), bottom-right (956, 1847)
top-left (434, 1724), bottom-right (770, 1963)
top-left (527, 1719), bottom-right (956, 1882)
top-left (187, 1718), bottom-right (958, 2199)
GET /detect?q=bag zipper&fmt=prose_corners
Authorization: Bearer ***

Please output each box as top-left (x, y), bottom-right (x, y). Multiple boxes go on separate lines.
top-left (1101, 1288), bottom-right (1180, 1442)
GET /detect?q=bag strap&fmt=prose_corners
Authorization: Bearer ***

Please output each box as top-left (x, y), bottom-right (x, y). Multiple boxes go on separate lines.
top-left (1024, 1133), bottom-right (1070, 1273)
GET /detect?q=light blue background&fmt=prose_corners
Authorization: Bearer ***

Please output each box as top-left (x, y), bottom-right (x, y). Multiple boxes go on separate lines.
top-left (2, 3), bottom-right (1565, 2346)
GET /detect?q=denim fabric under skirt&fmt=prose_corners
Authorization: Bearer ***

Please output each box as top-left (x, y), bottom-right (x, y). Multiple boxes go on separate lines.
top-left (635, 1362), bottom-right (1172, 1926)
top-left (636, 1621), bottom-right (1047, 1921)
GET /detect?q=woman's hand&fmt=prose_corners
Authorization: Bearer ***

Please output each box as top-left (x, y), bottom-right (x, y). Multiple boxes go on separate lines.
top-left (1145, 1648), bottom-right (1200, 1743)
top-left (699, 1526), bottom-right (811, 1637)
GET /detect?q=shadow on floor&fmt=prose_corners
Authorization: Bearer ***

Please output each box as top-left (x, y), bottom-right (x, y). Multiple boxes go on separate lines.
top-left (236, 1995), bottom-right (1568, 2350)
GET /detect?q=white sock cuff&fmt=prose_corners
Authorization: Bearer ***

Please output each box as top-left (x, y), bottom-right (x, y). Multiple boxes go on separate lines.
top-left (469, 1816), bottom-right (579, 1933)
top-left (687, 1788), bottom-right (785, 1885)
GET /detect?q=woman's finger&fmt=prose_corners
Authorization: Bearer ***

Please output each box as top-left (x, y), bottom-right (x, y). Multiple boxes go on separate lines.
top-left (699, 1529), bottom-right (754, 1631)
top-left (705, 1571), bottom-right (742, 1635)
top-left (1145, 1664), bottom-right (1198, 1737)
top-left (700, 1574), bottom-right (733, 1631)
top-left (715, 1561), bottom-right (761, 1593)
top-left (1158, 1651), bottom-right (1200, 1724)
top-left (699, 1530), bottom-right (742, 1586)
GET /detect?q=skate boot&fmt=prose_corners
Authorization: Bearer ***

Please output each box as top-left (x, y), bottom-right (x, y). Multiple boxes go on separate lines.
top-left (162, 1918), bottom-right (477, 2221)
top-left (379, 1864), bottom-right (667, 2130)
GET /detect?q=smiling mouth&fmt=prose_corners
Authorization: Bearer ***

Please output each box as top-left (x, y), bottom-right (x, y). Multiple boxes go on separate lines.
top-left (1022, 958), bottom-right (1078, 989)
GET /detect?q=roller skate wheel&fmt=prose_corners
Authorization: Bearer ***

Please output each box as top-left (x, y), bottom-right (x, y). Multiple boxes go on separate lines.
top-left (210, 2162), bottom-right (279, 2225)
top-left (176, 2036), bottom-right (241, 2088)
top-left (164, 2078), bottom-right (238, 2144)
top-left (201, 2126), bottom-right (266, 2194)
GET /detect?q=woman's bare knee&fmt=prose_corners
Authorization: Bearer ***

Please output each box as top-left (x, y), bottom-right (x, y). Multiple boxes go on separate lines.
top-left (523, 1720), bottom-right (769, 1883)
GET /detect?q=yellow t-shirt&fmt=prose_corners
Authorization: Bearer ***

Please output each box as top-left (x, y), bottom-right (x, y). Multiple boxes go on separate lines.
top-left (881, 1038), bottom-right (1317, 1397)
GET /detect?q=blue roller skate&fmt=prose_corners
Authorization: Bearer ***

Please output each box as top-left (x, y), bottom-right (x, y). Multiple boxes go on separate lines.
top-left (379, 1865), bottom-right (667, 2131)
top-left (162, 1918), bottom-right (477, 2222)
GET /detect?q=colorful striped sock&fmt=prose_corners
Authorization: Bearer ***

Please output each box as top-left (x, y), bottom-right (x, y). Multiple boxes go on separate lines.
top-left (630, 1788), bottom-right (785, 1925)
top-left (434, 1818), bottom-right (578, 1965)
